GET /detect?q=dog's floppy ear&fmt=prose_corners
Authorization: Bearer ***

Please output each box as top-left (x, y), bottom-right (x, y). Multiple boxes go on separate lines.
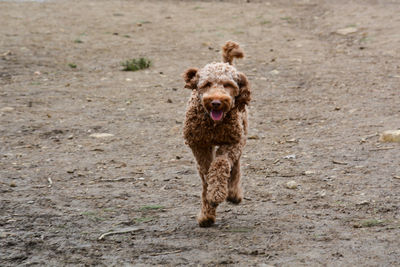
top-left (183, 68), bottom-right (199, 90)
top-left (235, 72), bottom-right (251, 111)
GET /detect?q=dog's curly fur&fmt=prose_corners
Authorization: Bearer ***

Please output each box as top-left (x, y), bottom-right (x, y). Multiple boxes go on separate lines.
top-left (182, 41), bottom-right (251, 227)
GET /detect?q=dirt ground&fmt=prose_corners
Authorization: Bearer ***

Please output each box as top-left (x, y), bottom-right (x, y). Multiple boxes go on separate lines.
top-left (1, 0), bottom-right (399, 266)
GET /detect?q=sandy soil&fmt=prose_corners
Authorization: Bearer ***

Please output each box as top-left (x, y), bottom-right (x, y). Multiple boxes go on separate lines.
top-left (1, 0), bottom-right (399, 266)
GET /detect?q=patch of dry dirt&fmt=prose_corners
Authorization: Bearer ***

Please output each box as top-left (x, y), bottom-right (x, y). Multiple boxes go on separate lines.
top-left (1, 0), bottom-right (399, 266)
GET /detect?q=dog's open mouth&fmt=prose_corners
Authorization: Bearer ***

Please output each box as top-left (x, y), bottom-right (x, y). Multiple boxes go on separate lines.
top-left (210, 110), bottom-right (224, 121)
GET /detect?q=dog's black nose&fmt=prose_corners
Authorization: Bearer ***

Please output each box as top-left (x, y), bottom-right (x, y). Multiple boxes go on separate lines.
top-left (211, 100), bottom-right (221, 109)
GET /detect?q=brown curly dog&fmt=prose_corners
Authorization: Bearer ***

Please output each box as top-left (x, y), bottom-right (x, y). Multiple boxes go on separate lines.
top-left (183, 41), bottom-right (251, 227)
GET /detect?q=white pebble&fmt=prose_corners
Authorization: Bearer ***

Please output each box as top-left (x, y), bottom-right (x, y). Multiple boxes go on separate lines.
top-left (379, 130), bottom-right (400, 143)
top-left (90, 133), bottom-right (114, 138)
top-left (1, 107), bottom-right (14, 112)
top-left (286, 180), bottom-right (298, 189)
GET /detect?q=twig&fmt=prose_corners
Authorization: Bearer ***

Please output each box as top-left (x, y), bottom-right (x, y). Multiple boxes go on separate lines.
top-left (98, 227), bottom-right (142, 240)
top-left (47, 177), bottom-right (53, 188)
top-left (369, 147), bottom-right (395, 152)
top-left (280, 173), bottom-right (297, 177)
top-left (149, 250), bottom-right (182, 256)
top-left (332, 160), bottom-right (348, 165)
top-left (98, 177), bottom-right (135, 182)
top-left (393, 176), bottom-right (400, 180)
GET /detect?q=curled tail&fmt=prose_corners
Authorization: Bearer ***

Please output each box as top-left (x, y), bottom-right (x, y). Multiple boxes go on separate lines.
top-left (222, 41), bottom-right (244, 65)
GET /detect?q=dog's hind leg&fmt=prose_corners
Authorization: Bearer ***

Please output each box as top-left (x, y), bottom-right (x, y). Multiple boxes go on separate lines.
top-left (227, 158), bottom-right (243, 204)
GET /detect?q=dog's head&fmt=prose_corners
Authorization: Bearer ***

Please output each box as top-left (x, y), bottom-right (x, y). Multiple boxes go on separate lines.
top-left (183, 62), bottom-right (250, 122)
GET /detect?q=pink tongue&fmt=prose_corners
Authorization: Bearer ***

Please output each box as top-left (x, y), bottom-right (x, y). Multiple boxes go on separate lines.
top-left (211, 110), bottom-right (223, 121)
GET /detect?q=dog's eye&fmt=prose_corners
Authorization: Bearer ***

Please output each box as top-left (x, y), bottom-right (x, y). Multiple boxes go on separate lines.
top-left (223, 82), bottom-right (236, 89)
top-left (200, 82), bottom-right (211, 89)
top-left (223, 82), bottom-right (239, 95)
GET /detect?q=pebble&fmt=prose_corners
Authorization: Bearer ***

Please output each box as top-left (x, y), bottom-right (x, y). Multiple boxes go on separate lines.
top-left (319, 190), bottom-right (326, 197)
top-left (286, 180), bottom-right (298, 189)
top-left (336, 27), bottom-right (358, 35)
top-left (269, 69), bottom-right (280, 75)
top-left (0, 231), bottom-right (8, 238)
top-left (90, 133), bottom-right (114, 138)
top-left (284, 154), bottom-right (296, 159)
top-left (1, 107), bottom-right (14, 112)
top-left (379, 130), bottom-right (400, 143)
top-left (356, 200), bottom-right (370, 206)
top-left (304, 170), bottom-right (316, 175)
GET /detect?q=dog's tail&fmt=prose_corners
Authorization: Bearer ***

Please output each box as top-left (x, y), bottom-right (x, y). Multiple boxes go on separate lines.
top-left (222, 41), bottom-right (244, 65)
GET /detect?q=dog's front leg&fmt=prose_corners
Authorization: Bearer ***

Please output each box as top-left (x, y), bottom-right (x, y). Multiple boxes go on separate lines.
top-left (190, 145), bottom-right (217, 227)
top-left (207, 138), bottom-right (245, 206)
top-left (206, 154), bottom-right (231, 206)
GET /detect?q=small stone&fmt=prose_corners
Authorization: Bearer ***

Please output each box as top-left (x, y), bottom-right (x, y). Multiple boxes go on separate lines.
top-left (269, 69), bottom-right (280, 75)
top-left (304, 170), bottom-right (316, 175)
top-left (336, 27), bottom-right (358, 35)
top-left (1, 50), bottom-right (12, 56)
top-left (356, 200), bottom-right (369, 206)
top-left (379, 130), bottom-right (400, 143)
top-left (1, 107), bottom-right (14, 112)
top-left (90, 133), bottom-right (114, 138)
top-left (248, 135), bottom-right (260, 140)
top-left (0, 231), bottom-right (9, 238)
top-left (286, 180), bottom-right (298, 189)
top-left (284, 154), bottom-right (296, 159)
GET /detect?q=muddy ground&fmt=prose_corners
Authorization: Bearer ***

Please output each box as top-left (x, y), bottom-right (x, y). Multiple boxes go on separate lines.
top-left (1, 0), bottom-right (399, 266)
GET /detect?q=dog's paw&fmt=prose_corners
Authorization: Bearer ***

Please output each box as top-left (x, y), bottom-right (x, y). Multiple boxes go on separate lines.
top-left (227, 195), bottom-right (242, 204)
top-left (207, 186), bottom-right (227, 206)
top-left (227, 187), bottom-right (243, 204)
top-left (197, 213), bottom-right (215, 227)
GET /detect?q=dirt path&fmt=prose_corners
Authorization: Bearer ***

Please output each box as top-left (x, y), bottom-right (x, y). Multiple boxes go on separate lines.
top-left (1, 0), bottom-right (399, 266)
